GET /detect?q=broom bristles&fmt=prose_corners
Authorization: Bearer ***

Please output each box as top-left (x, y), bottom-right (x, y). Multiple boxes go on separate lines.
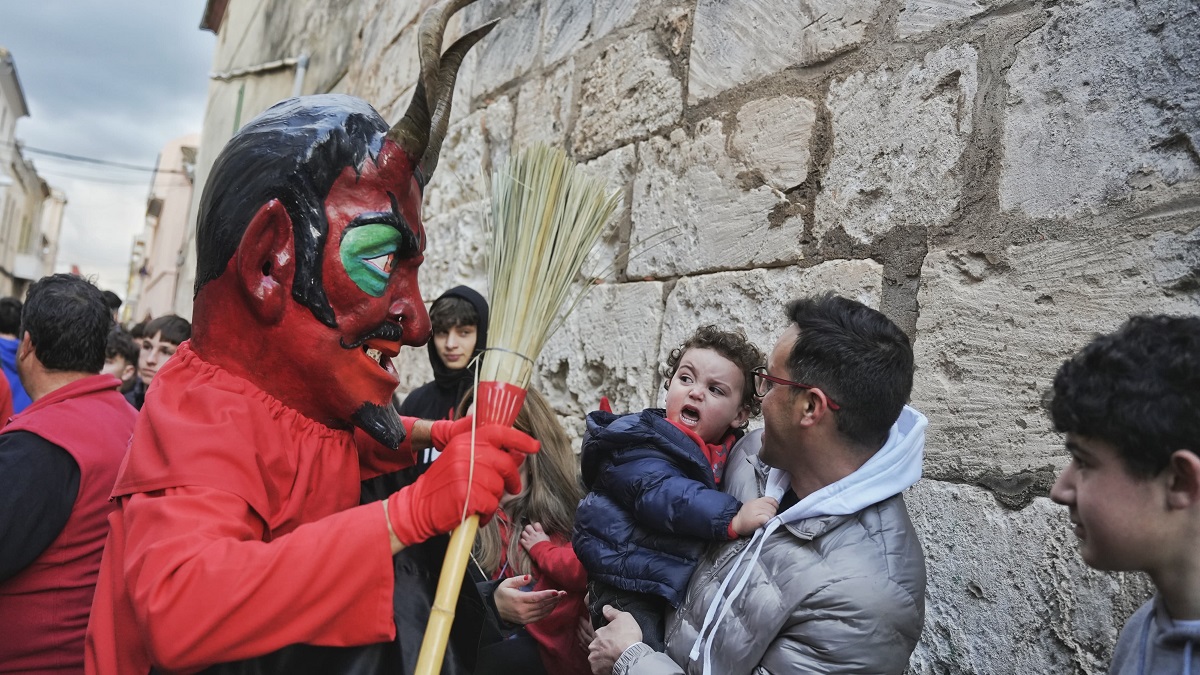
top-left (481, 143), bottom-right (622, 386)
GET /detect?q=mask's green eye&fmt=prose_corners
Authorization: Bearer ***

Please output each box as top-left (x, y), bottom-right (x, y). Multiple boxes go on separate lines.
top-left (340, 224), bottom-right (403, 297)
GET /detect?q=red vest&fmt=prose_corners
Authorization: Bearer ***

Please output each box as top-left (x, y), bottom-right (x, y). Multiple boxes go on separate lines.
top-left (0, 375), bottom-right (136, 673)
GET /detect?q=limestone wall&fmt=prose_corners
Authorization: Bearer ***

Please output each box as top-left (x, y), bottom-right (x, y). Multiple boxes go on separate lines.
top-left (200, 0), bottom-right (1198, 670)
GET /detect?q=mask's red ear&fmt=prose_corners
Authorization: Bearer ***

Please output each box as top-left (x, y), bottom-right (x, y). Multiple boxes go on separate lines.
top-left (236, 199), bottom-right (295, 324)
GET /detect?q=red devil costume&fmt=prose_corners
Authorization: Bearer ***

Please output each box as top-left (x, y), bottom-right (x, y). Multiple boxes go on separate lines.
top-left (85, 2), bottom-right (538, 673)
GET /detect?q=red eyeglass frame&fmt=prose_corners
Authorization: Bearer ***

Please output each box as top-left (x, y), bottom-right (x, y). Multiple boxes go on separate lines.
top-left (752, 366), bottom-right (841, 410)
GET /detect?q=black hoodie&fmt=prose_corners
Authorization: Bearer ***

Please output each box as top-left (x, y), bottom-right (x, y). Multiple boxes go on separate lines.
top-left (396, 285), bottom-right (489, 423)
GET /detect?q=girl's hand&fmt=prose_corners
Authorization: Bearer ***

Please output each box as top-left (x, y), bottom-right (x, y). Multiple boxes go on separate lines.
top-left (494, 575), bottom-right (564, 625)
top-left (520, 521), bottom-right (551, 551)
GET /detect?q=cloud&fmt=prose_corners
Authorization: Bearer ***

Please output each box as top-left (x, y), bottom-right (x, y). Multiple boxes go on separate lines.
top-left (1, 0), bottom-right (215, 302)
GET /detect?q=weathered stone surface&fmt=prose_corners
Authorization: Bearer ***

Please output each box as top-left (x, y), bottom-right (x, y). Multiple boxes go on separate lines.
top-left (514, 59), bottom-right (575, 149)
top-left (357, 0), bottom-right (421, 85)
top-left (907, 481), bottom-right (1153, 674)
top-left (574, 32), bottom-right (682, 158)
top-left (688, 0), bottom-right (881, 104)
top-left (591, 0), bottom-right (641, 41)
top-left (627, 121), bottom-right (797, 278)
top-left (423, 96), bottom-right (514, 217)
top-left (472, 0), bottom-right (544, 96)
top-left (360, 25), bottom-right (420, 114)
top-left (999, 0), bottom-right (1200, 219)
top-left (896, 0), bottom-right (994, 38)
top-left (913, 231), bottom-right (1200, 482)
top-left (541, 0), bottom-right (592, 65)
top-left (581, 144), bottom-right (637, 283)
top-left (392, 343), bottom-right (435, 399)
top-left (732, 95), bottom-right (817, 191)
top-left (815, 44), bottom-right (978, 246)
top-left (418, 202), bottom-right (491, 305)
top-left (657, 261), bottom-right (884, 380)
top-left (534, 281), bottom-right (666, 418)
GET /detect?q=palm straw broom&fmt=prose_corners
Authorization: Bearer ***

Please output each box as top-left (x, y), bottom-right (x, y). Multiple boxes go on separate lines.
top-left (414, 143), bottom-right (622, 675)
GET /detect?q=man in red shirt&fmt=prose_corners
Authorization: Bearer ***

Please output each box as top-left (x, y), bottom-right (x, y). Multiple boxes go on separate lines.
top-left (84, 2), bottom-right (530, 672)
top-left (0, 274), bottom-right (137, 673)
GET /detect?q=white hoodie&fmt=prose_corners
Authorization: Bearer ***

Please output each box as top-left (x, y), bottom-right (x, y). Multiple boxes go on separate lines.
top-left (688, 405), bottom-right (928, 675)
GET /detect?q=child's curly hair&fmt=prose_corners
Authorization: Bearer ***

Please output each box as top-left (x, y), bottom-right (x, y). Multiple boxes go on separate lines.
top-left (663, 325), bottom-right (764, 423)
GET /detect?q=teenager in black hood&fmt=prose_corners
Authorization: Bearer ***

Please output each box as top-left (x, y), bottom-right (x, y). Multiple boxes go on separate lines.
top-left (356, 284), bottom-right (491, 675)
top-left (398, 285), bottom-right (489, 426)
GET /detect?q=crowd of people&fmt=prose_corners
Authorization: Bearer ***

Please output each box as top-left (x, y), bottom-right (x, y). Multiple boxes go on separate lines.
top-left (0, 26), bottom-right (1195, 675)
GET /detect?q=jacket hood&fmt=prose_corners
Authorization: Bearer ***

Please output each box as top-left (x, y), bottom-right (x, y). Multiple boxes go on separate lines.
top-left (690, 405), bottom-right (928, 675)
top-left (426, 285), bottom-right (489, 393)
top-left (763, 404), bottom-right (926, 523)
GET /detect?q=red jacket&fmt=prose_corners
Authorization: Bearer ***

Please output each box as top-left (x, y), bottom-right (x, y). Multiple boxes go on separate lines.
top-left (85, 343), bottom-right (418, 675)
top-left (495, 513), bottom-right (590, 675)
top-left (0, 374), bottom-right (136, 673)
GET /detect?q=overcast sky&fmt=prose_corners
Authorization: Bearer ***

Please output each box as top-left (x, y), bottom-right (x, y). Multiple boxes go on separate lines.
top-left (0, 1), bottom-right (215, 298)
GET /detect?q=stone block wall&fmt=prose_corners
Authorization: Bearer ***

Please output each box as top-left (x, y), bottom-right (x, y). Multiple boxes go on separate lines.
top-left (202, 0), bottom-right (1198, 670)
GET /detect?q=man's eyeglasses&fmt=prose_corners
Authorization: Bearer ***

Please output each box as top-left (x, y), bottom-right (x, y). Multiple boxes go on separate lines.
top-left (752, 366), bottom-right (841, 410)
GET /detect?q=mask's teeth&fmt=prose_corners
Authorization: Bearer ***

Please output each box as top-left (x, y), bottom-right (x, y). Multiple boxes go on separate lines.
top-left (366, 348), bottom-right (383, 364)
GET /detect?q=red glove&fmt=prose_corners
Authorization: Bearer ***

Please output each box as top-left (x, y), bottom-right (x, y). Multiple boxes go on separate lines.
top-left (429, 415), bottom-right (475, 451)
top-left (387, 424), bottom-right (539, 546)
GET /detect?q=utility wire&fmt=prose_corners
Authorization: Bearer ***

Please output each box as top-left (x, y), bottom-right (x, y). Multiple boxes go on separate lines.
top-left (1, 141), bottom-right (190, 175)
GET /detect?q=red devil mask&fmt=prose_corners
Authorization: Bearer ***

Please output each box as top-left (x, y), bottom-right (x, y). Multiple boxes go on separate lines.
top-left (189, 0), bottom-right (495, 448)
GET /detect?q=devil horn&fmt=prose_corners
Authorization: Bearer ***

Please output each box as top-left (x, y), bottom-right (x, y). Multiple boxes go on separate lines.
top-left (388, 0), bottom-right (492, 182)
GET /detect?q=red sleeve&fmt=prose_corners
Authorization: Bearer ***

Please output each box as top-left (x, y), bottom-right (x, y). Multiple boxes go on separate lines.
top-left (356, 417), bottom-right (418, 479)
top-left (527, 539), bottom-right (587, 592)
top-left (121, 486), bottom-right (395, 670)
top-left (0, 376), bottom-right (11, 428)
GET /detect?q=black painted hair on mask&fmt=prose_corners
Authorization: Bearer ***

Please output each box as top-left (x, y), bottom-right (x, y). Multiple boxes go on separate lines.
top-left (193, 94), bottom-right (392, 328)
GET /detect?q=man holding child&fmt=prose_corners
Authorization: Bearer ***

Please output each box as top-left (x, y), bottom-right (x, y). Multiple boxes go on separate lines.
top-left (590, 293), bottom-right (928, 675)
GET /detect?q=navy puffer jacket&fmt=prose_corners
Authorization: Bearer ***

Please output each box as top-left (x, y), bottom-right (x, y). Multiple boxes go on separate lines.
top-left (572, 409), bottom-right (742, 607)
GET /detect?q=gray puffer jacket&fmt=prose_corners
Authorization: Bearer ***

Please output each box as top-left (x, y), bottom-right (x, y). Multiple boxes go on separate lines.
top-left (624, 427), bottom-right (927, 675)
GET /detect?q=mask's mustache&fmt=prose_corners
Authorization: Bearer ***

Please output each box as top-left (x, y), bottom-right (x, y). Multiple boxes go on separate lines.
top-left (339, 322), bottom-right (403, 350)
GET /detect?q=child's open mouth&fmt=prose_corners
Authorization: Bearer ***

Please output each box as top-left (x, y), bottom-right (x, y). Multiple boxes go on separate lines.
top-left (680, 405), bottom-right (701, 425)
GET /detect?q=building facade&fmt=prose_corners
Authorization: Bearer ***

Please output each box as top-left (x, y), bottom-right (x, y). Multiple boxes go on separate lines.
top-left (0, 47), bottom-right (65, 298)
top-left (125, 134), bottom-right (199, 323)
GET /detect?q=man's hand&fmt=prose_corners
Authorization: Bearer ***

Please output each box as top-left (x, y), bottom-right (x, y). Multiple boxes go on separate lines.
top-left (588, 605), bottom-right (643, 675)
top-left (494, 575), bottom-right (565, 625)
top-left (731, 496), bottom-right (779, 536)
top-left (386, 424), bottom-right (538, 549)
top-left (519, 522), bottom-right (551, 552)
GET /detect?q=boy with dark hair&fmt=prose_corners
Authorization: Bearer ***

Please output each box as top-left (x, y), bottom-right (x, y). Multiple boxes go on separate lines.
top-left (0, 297), bottom-right (32, 413)
top-left (102, 328), bottom-right (140, 394)
top-left (126, 314), bottom-right (191, 410)
top-left (397, 286), bottom-right (489, 441)
top-left (1049, 314), bottom-right (1200, 674)
top-left (574, 325), bottom-right (779, 650)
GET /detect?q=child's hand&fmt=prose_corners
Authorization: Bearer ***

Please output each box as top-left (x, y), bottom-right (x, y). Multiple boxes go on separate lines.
top-left (731, 496), bottom-right (779, 536)
top-left (520, 522), bottom-right (551, 551)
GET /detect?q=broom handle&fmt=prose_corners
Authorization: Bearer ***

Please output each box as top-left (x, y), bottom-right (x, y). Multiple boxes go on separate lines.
top-left (414, 515), bottom-right (479, 675)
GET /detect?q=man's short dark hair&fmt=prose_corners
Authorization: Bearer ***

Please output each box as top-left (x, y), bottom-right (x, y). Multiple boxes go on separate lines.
top-left (194, 95), bottom-right (390, 329)
top-left (22, 274), bottom-right (112, 373)
top-left (1049, 314), bottom-right (1200, 478)
top-left (664, 325), bottom-right (764, 419)
top-left (785, 293), bottom-right (914, 450)
top-left (101, 290), bottom-right (122, 312)
top-left (0, 297), bottom-right (21, 335)
top-left (106, 328), bottom-right (139, 367)
top-left (130, 321), bottom-right (147, 340)
top-left (429, 296), bottom-right (479, 334)
top-left (143, 315), bottom-right (192, 346)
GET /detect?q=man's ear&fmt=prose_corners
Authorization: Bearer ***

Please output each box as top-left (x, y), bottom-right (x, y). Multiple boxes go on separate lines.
top-left (236, 199), bottom-right (295, 324)
top-left (1165, 450), bottom-right (1200, 510)
top-left (17, 331), bottom-right (34, 361)
top-left (120, 362), bottom-right (136, 384)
